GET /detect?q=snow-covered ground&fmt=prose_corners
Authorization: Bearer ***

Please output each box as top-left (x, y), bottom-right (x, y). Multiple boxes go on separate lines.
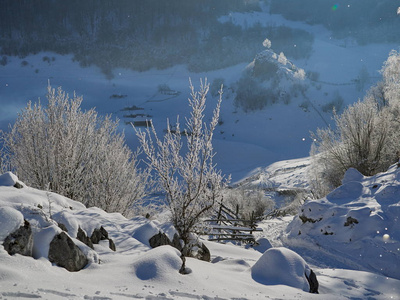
top-left (1, 169), bottom-right (400, 300)
top-left (2, 5), bottom-right (400, 300)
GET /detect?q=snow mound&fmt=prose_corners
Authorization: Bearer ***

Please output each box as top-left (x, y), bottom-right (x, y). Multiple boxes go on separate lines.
top-left (342, 168), bottom-right (364, 184)
top-left (131, 221), bottom-right (161, 247)
top-left (253, 237), bottom-right (273, 253)
top-left (0, 207), bottom-right (24, 242)
top-left (32, 225), bottom-right (61, 259)
top-left (287, 163), bottom-right (400, 279)
top-left (251, 247), bottom-right (311, 292)
top-left (0, 172), bottom-right (22, 187)
top-left (132, 245), bottom-right (183, 281)
top-left (326, 181), bottom-right (364, 204)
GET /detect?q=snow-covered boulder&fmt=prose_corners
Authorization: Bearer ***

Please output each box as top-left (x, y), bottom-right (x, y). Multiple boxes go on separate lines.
top-left (252, 237), bottom-right (273, 253)
top-left (251, 247), bottom-right (316, 293)
top-left (3, 219), bottom-right (33, 256)
top-left (132, 245), bottom-right (184, 281)
top-left (0, 207), bottom-right (24, 242)
top-left (0, 172), bottom-right (24, 188)
top-left (0, 174), bottom-right (105, 271)
top-left (132, 221), bottom-right (161, 247)
top-left (48, 232), bottom-right (88, 272)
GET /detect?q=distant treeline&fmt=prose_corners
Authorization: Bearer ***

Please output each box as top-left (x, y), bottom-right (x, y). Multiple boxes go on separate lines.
top-left (0, 0), bottom-right (314, 74)
top-left (270, 0), bottom-right (400, 44)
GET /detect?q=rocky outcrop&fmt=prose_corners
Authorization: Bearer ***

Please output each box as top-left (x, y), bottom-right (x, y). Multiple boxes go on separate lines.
top-left (57, 222), bottom-right (68, 233)
top-left (183, 241), bottom-right (211, 262)
top-left (149, 231), bottom-right (171, 248)
top-left (108, 238), bottom-right (116, 251)
top-left (149, 231), bottom-right (210, 262)
top-left (48, 232), bottom-right (88, 272)
top-left (299, 215), bottom-right (322, 224)
top-left (77, 227), bottom-right (94, 249)
top-left (3, 220), bottom-right (33, 256)
top-left (344, 216), bottom-right (359, 227)
top-left (90, 226), bottom-right (115, 251)
top-left (90, 226), bottom-right (108, 244)
top-left (13, 181), bottom-right (23, 189)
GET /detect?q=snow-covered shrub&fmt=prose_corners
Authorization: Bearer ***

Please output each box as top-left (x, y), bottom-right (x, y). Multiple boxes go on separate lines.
top-left (310, 97), bottom-right (390, 194)
top-left (224, 188), bottom-right (275, 220)
top-left (136, 79), bottom-right (230, 249)
top-left (1, 85), bottom-right (149, 215)
top-left (309, 51), bottom-right (400, 196)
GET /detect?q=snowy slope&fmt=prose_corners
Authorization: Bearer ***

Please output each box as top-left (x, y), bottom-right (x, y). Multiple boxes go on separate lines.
top-left (279, 164), bottom-right (400, 281)
top-left (1, 172), bottom-right (400, 299)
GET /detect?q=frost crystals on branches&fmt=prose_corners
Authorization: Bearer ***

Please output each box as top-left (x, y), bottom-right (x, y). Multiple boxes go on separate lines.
top-left (135, 79), bottom-right (230, 249)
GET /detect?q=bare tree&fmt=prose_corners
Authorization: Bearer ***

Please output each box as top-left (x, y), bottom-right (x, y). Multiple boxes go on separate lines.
top-left (1, 85), bottom-right (148, 215)
top-left (135, 79), bottom-right (230, 250)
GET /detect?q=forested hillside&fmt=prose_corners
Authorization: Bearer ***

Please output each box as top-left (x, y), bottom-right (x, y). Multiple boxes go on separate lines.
top-left (0, 1), bottom-right (314, 75)
top-left (270, 0), bottom-right (400, 44)
top-left (0, 1), bottom-right (259, 73)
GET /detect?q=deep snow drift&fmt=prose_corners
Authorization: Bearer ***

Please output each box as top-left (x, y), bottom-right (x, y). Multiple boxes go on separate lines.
top-left (1, 169), bottom-right (400, 299)
top-left (284, 164), bottom-right (400, 280)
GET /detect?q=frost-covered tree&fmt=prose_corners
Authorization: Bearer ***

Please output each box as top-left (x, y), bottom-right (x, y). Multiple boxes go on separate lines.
top-left (310, 98), bottom-right (389, 194)
top-left (309, 50), bottom-right (400, 197)
top-left (1, 85), bottom-right (148, 215)
top-left (224, 187), bottom-right (275, 220)
top-left (278, 52), bottom-right (288, 66)
top-left (135, 79), bottom-right (230, 251)
top-left (262, 38), bottom-right (272, 49)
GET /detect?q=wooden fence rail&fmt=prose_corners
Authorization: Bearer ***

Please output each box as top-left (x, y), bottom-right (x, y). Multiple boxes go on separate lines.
top-left (194, 202), bottom-right (262, 244)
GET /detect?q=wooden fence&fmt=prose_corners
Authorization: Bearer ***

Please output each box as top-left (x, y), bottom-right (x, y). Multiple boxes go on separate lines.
top-left (194, 202), bottom-right (262, 244)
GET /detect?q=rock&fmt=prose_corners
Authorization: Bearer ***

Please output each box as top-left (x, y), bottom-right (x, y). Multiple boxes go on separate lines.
top-left (299, 215), bottom-right (322, 224)
top-left (89, 226), bottom-right (115, 251)
top-left (90, 226), bottom-right (109, 244)
top-left (3, 220), bottom-right (33, 256)
top-left (48, 232), bottom-right (88, 272)
top-left (305, 269), bottom-right (319, 294)
top-left (149, 231), bottom-right (209, 262)
top-left (57, 222), bottom-right (68, 233)
top-left (109, 238), bottom-right (116, 251)
top-left (149, 231), bottom-right (172, 248)
top-left (183, 241), bottom-right (211, 262)
top-left (194, 242), bottom-right (210, 262)
top-left (13, 182), bottom-right (23, 189)
top-left (99, 226), bottom-right (109, 239)
top-left (344, 216), bottom-right (359, 227)
top-left (77, 227), bottom-right (94, 249)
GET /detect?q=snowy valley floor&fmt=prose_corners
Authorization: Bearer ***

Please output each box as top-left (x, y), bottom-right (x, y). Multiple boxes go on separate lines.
top-left (1, 169), bottom-right (400, 300)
